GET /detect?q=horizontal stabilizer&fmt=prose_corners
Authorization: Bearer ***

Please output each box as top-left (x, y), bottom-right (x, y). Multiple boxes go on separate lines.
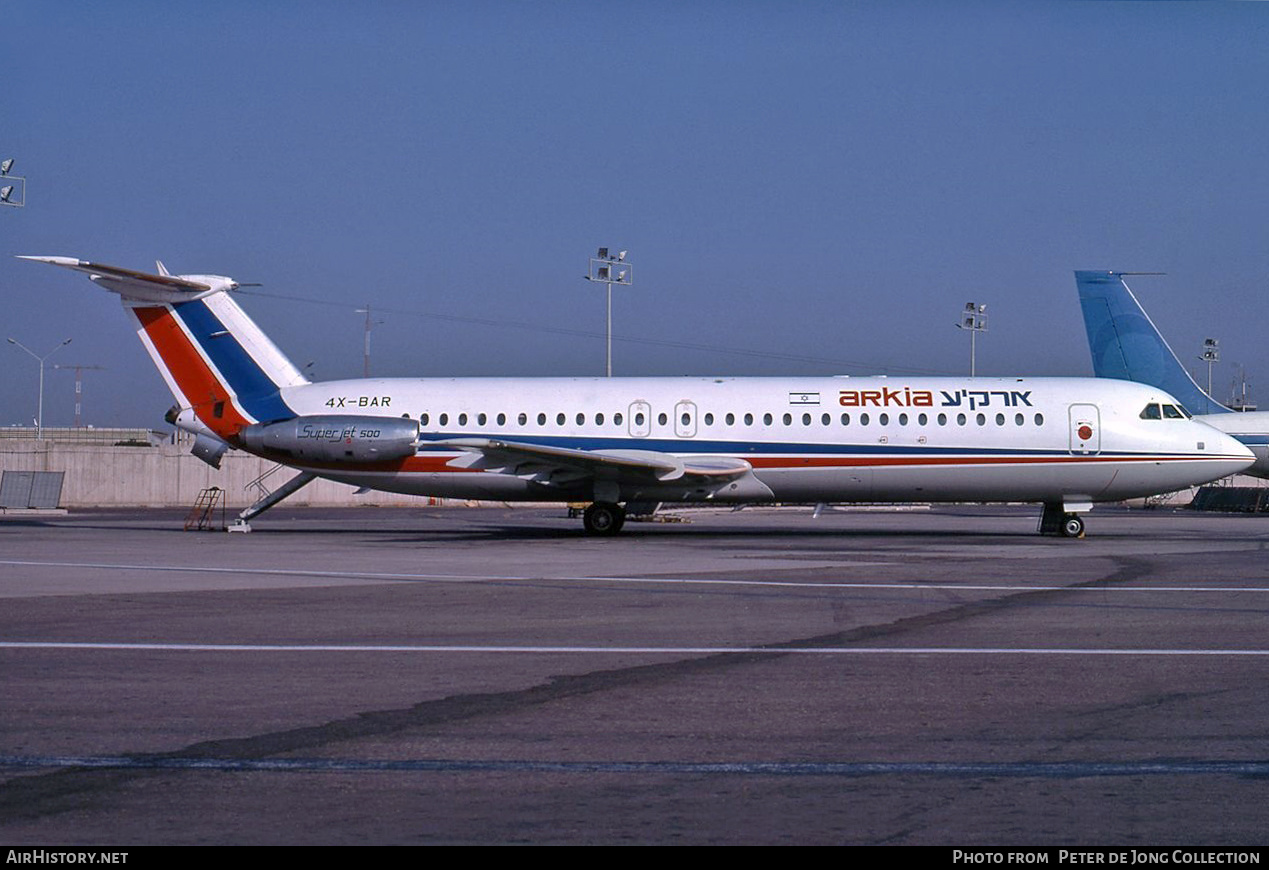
top-left (18, 256), bottom-right (212, 292)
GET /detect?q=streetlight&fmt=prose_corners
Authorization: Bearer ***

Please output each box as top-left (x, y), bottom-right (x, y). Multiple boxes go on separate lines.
top-left (585, 248), bottom-right (633, 377)
top-left (956, 302), bottom-right (988, 377)
top-left (7, 337), bottom-right (72, 437)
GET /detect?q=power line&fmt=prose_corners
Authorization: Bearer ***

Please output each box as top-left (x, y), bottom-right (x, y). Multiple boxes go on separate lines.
top-left (236, 288), bottom-right (957, 377)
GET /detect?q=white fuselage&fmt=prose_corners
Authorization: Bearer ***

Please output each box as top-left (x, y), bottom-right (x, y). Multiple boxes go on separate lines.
top-left (272, 375), bottom-right (1252, 505)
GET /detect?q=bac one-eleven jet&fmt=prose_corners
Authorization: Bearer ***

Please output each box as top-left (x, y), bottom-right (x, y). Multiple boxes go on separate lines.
top-left (21, 256), bottom-right (1254, 537)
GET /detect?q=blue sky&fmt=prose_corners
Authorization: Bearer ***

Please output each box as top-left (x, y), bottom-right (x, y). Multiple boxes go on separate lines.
top-left (5, 1), bottom-right (1269, 427)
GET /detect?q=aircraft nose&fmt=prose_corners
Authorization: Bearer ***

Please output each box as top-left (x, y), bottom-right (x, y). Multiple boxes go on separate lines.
top-left (1207, 427), bottom-right (1255, 474)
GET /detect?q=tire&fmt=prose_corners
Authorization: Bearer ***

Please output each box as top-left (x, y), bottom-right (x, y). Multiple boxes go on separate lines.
top-left (583, 502), bottom-right (625, 535)
top-left (1061, 514), bottom-right (1085, 538)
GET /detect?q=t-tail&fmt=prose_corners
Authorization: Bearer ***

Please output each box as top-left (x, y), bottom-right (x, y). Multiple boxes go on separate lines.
top-left (17, 257), bottom-right (307, 451)
top-left (1074, 270), bottom-right (1231, 416)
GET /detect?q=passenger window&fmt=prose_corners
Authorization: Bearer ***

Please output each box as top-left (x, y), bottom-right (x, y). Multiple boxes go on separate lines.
top-left (658, 412), bottom-right (668, 426)
top-left (421, 413), bottom-right (430, 426)
top-left (957, 413), bottom-right (966, 426)
top-left (635, 412), bottom-right (645, 425)
top-left (821, 413), bottom-right (830, 426)
top-left (614, 412), bottom-right (623, 425)
top-left (879, 413), bottom-right (889, 425)
top-left (840, 413), bottom-right (850, 425)
top-left (1015, 413), bottom-right (1023, 426)
top-left (477, 413), bottom-right (487, 426)
top-left (938, 413), bottom-right (947, 426)
top-left (1034, 413), bottom-right (1044, 426)
top-left (704, 413), bottom-right (714, 425)
top-left (576, 413), bottom-right (585, 425)
top-left (763, 413), bottom-right (773, 426)
top-left (726, 413), bottom-right (735, 426)
top-left (496, 413), bottom-right (505, 426)
top-left (995, 413), bottom-right (1005, 426)
top-left (898, 413), bottom-right (908, 426)
top-left (458, 413), bottom-right (468, 426)
top-left (556, 413), bottom-right (566, 426)
top-left (801, 413), bottom-right (811, 425)
top-left (745, 413), bottom-right (755, 426)
top-left (918, 413), bottom-right (927, 426)
top-left (860, 413), bottom-right (870, 426)
top-left (976, 413), bottom-right (985, 426)
top-left (596, 412), bottom-right (605, 425)
top-left (518, 413), bottom-right (527, 425)
top-left (537, 413), bottom-right (547, 426)
top-left (439, 413), bottom-right (449, 426)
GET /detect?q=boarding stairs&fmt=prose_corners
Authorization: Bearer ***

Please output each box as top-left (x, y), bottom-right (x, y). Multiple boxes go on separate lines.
top-left (228, 463), bottom-right (317, 532)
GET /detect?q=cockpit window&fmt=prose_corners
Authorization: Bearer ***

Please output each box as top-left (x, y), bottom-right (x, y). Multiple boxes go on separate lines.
top-left (1139, 403), bottom-right (1162, 420)
top-left (1162, 404), bottom-right (1186, 419)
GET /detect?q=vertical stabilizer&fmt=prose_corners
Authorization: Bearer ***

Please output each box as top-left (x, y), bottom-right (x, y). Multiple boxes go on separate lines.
top-left (18, 256), bottom-right (306, 439)
top-left (1074, 270), bottom-right (1230, 415)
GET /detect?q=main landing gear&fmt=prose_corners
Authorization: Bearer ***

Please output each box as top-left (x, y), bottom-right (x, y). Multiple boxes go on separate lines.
top-left (1039, 502), bottom-right (1086, 538)
top-left (582, 501), bottom-right (626, 536)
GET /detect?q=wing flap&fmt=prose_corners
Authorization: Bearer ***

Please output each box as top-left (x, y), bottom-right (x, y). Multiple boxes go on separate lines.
top-left (433, 438), bottom-right (752, 488)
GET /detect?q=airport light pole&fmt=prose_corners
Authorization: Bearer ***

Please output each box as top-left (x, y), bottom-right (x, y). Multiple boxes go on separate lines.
top-left (585, 247), bottom-right (632, 377)
top-left (7, 337), bottom-right (72, 437)
top-left (355, 304), bottom-right (384, 377)
top-left (956, 302), bottom-right (988, 377)
top-left (1200, 337), bottom-right (1220, 396)
top-left (0, 158), bottom-right (25, 208)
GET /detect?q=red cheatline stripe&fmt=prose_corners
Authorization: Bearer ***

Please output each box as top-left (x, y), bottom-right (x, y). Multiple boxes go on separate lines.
top-left (282, 452), bottom-right (1237, 474)
top-left (134, 306), bottom-right (251, 439)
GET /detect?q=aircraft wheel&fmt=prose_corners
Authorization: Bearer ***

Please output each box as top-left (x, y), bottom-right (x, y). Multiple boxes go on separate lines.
top-left (1061, 514), bottom-right (1085, 538)
top-left (583, 502), bottom-right (625, 535)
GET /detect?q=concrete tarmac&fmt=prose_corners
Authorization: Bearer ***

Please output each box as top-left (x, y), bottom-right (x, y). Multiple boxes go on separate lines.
top-left (1, 504), bottom-right (1268, 845)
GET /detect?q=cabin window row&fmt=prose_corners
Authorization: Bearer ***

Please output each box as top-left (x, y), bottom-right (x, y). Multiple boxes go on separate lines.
top-left (414, 410), bottom-right (1047, 428)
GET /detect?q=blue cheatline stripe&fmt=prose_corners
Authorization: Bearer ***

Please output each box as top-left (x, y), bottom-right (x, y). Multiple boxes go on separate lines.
top-left (415, 431), bottom-right (1185, 459)
top-left (172, 300), bottom-right (294, 423)
top-left (3, 755), bottom-right (1268, 776)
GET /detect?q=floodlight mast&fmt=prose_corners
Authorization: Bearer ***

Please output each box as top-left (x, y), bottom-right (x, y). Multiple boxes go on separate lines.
top-left (0, 158), bottom-right (25, 207)
top-left (1200, 338), bottom-right (1220, 397)
top-left (585, 247), bottom-right (633, 377)
top-left (955, 301), bottom-right (988, 377)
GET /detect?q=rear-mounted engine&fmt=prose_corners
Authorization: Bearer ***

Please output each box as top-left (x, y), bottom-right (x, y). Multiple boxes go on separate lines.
top-left (240, 415), bottom-right (419, 463)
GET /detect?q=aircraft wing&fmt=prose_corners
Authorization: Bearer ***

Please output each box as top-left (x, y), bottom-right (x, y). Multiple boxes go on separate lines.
top-left (433, 437), bottom-right (752, 488)
top-left (18, 256), bottom-right (212, 293)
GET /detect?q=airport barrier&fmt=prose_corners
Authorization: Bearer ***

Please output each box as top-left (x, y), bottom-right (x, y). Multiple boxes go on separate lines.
top-left (0, 435), bottom-right (429, 509)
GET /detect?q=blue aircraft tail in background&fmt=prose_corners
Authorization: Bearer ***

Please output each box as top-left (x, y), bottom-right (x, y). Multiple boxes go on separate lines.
top-left (1074, 270), bottom-right (1231, 416)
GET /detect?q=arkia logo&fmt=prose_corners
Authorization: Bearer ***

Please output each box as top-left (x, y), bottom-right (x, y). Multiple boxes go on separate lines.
top-left (839, 387), bottom-right (934, 408)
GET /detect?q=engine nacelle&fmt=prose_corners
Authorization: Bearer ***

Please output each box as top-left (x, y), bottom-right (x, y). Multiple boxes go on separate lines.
top-left (240, 415), bottom-right (419, 463)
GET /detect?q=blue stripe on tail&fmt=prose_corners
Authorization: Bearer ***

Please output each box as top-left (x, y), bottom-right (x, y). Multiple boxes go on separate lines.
top-left (171, 300), bottom-right (295, 423)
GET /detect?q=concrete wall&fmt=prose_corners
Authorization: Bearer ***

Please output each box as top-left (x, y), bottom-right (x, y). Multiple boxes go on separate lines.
top-left (0, 436), bottom-right (436, 509)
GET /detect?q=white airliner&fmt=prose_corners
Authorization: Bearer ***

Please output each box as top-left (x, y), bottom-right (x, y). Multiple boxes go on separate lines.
top-left (21, 256), bottom-right (1254, 537)
top-left (1076, 270), bottom-right (1269, 478)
